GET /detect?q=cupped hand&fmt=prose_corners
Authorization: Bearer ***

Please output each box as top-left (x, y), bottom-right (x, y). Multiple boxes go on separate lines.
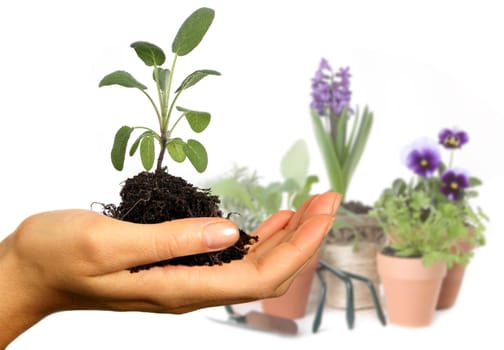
top-left (0, 191), bottom-right (340, 346)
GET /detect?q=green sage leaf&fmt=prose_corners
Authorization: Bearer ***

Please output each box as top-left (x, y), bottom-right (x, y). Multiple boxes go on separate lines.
top-left (111, 126), bottom-right (133, 171)
top-left (167, 138), bottom-right (186, 162)
top-left (176, 106), bottom-right (210, 132)
top-left (153, 67), bottom-right (170, 91)
top-left (175, 69), bottom-right (221, 93)
top-left (184, 139), bottom-right (208, 173)
top-left (260, 183), bottom-right (284, 216)
top-left (130, 131), bottom-right (152, 156)
top-left (172, 7), bottom-right (215, 56)
top-left (140, 136), bottom-right (155, 170)
top-left (131, 41), bottom-right (166, 67)
top-left (210, 178), bottom-right (256, 210)
top-left (280, 139), bottom-right (309, 188)
top-left (99, 70), bottom-right (147, 90)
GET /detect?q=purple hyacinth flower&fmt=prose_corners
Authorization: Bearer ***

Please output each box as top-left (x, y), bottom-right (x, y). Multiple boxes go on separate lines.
top-left (440, 169), bottom-right (470, 201)
top-left (403, 138), bottom-right (441, 178)
top-left (438, 128), bottom-right (469, 149)
top-left (310, 59), bottom-right (353, 117)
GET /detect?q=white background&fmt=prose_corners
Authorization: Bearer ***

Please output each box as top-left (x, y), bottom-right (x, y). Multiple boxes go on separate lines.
top-left (1, 0), bottom-right (502, 349)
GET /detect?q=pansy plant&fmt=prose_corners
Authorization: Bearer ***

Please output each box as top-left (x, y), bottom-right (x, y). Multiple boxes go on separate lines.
top-left (99, 7), bottom-right (219, 173)
top-left (371, 128), bottom-right (488, 267)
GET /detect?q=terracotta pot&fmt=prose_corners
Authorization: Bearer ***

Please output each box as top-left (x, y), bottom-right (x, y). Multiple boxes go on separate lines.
top-left (377, 252), bottom-right (447, 327)
top-left (261, 255), bottom-right (319, 319)
top-left (436, 263), bottom-right (467, 310)
top-left (321, 242), bottom-right (380, 309)
top-left (436, 229), bottom-right (474, 310)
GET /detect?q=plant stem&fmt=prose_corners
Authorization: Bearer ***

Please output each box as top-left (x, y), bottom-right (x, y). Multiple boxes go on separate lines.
top-left (140, 89), bottom-right (162, 126)
top-left (153, 66), bottom-right (165, 128)
top-left (448, 150), bottom-right (454, 169)
top-left (157, 54), bottom-right (178, 171)
top-left (156, 134), bottom-right (167, 172)
top-left (162, 54), bottom-right (179, 132)
top-left (329, 110), bottom-right (338, 150)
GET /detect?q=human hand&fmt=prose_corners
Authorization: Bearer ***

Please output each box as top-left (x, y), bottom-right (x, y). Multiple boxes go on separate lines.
top-left (0, 191), bottom-right (340, 347)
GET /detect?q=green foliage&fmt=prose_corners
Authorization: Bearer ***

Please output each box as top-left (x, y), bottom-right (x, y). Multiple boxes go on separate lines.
top-left (99, 7), bottom-right (219, 173)
top-left (311, 106), bottom-right (373, 201)
top-left (370, 174), bottom-right (488, 268)
top-left (209, 140), bottom-right (318, 233)
top-left (172, 7), bottom-right (215, 56)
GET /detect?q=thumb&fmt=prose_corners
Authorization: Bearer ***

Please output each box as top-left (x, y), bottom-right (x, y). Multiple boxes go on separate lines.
top-left (91, 215), bottom-right (240, 272)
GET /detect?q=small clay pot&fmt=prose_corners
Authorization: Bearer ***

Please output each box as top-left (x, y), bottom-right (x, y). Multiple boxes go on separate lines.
top-left (377, 251), bottom-right (447, 327)
top-left (261, 255), bottom-right (319, 319)
top-left (436, 263), bottom-right (467, 310)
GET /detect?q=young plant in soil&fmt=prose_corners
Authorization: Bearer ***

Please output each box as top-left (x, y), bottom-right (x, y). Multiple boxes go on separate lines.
top-left (98, 7), bottom-right (257, 272)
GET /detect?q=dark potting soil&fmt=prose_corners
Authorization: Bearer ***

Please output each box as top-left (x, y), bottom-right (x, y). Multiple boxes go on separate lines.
top-left (102, 170), bottom-right (258, 272)
top-left (341, 200), bottom-right (373, 214)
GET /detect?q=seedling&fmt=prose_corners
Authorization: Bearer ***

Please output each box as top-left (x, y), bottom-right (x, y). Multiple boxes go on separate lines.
top-left (99, 7), bottom-right (219, 173)
top-left (97, 7), bottom-right (257, 271)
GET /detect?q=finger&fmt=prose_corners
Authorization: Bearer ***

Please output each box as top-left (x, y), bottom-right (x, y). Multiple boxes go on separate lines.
top-left (250, 194), bottom-right (320, 254)
top-left (247, 210), bottom-right (294, 252)
top-left (286, 191), bottom-right (341, 231)
top-left (282, 194), bottom-right (319, 232)
top-left (254, 192), bottom-right (341, 256)
top-left (86, 215), bottom-right (240, 273)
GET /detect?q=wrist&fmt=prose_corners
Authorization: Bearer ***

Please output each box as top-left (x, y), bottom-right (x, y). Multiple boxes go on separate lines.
top-left (0, 235), bottom-right (51, 348)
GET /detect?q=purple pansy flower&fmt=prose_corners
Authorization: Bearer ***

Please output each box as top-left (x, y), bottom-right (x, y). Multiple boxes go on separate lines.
top-left (403, 138), bottom-right (441, 178)
top-left (438, 128), bottom-right (469, 149)
top-left (440, 169), bottom-right (470, 201)
top-left (310, 59), bottom-right (353, 117)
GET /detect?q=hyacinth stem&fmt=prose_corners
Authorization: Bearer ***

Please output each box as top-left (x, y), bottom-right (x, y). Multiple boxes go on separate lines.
top-left (329, 110), bottom-right (338, 150)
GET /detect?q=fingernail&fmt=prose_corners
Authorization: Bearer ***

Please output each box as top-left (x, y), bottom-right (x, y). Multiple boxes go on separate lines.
top-left (310, 192), bottom-right (341, 216)
top-left (330, 192), bottom-right (342, 216)
top-left (204, 221), bottom-right (239, 249)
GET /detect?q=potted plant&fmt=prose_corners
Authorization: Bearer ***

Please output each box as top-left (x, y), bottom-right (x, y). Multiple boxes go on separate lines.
top-left (371, 129), bottom-right (488, 327)
top-left (97, 7), bottom-right (258, 271)
top-left (209, 139), bottom-right (320, 319)
top-left (309, 58), bottom-right (384, 309)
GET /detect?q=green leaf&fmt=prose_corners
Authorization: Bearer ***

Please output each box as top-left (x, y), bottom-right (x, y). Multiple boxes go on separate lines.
top-left (342, 106), bottom-right (373, 191)
top-left (184, 139), bottom-right (208, 173)
top-left (99, 70), bottom-right (147, 90)
top-left (176, 107), bottom-right (211, 133)
top-left (153, 68), bottom-right (170, 91)
top-left (129, 130), bottom-right (158, 156)
top-left (175, 69), bottom-right (221, 93)
top-left (167, 138), bottom-right (186, 162)
top-left (129, 131), bottom-right (147, 156)
top-left (140, 136), bottom-right (155, 170)
top-left (335, 107), bottom-right (349, 163)
top-left (260, 184), bottom-right (283, 216)
top-left (210, 178), bottom-right (255, 210)
top-left (292, 175), bottom-right (319, 210)
top-left (130, 41), bottom-right (166, 67)
top-left (172, 7), bottom-right (215, 56)
top-left (280, 139), bottom-right (309, 188)
top-left (111, 126), bottom-right (133, 171)
top-left (311, 109), bottom-right (346, 196)
top-left (469, 177), bottom-right (483, 187)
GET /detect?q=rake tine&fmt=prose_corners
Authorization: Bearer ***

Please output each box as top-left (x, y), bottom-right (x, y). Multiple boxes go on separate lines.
top-left (312, 266), bottom-right (327, 333)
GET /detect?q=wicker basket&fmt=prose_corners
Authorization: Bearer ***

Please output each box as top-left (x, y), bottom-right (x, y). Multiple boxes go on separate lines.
top-left (321, 242), bottom-right (381, 309)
